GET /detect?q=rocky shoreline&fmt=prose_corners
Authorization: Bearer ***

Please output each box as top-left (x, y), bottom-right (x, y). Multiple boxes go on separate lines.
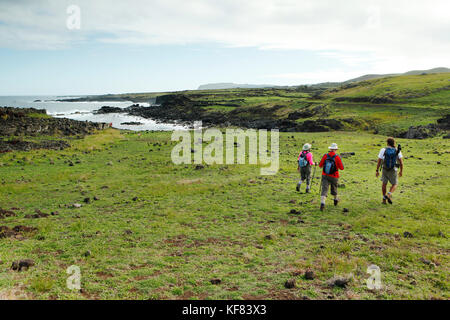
top-left (92, 94), bottom-right (450, 138)
top-left (94, 94), bottom-right (357, 132)
top-left (0, 107), bottom-right (110, 152)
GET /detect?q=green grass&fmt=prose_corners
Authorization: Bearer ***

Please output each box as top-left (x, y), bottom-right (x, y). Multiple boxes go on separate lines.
top-left (322, 73), bottom-right (450, 105)
top-left (0, 129), bottom-right (448, 300)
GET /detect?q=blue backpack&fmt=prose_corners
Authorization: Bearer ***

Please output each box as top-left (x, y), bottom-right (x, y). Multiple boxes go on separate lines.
top-left (323, 154), bottom-right (337, 175)
top-left (384, 147), bottom-right (397, 169)
top-left (298, 151), bottom-right (309, 168)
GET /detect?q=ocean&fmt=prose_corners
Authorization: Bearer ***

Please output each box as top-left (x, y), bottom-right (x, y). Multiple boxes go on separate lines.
top-left (0, 96), bottom-right (185, 131)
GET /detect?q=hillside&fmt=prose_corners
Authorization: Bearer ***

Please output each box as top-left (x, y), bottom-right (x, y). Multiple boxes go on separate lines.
top-left (195, 68), bottom-right (450, 90)
top-left (342, 67), bottom-right (450, 84)
top-left (321, 73), bottom-right (450, 106)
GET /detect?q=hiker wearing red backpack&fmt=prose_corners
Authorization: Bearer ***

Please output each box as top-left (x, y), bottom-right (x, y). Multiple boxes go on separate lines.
top-left (296, 143), bottom-right (316, 193)
top-left (318, 143), bottom-right (344, 211)
top-left (376, 137), bottom-right (404, 204)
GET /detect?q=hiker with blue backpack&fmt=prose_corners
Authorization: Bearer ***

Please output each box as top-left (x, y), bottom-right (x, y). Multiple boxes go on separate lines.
top-left (296, 143), bottom-right (316, 193)
top-left (318, 143), bottom-right (344, 211)
top-left (376, 137), bottom-right (404, 204)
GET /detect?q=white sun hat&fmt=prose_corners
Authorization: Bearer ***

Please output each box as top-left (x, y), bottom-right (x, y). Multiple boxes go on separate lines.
top-left (302, 143), bottom-right (311, 151)
top-left (328, 143), bottom-right (339, 150)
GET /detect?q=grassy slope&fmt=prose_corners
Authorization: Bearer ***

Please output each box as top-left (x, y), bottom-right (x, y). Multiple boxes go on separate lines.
top-left (322, 73), bottom-right (450, 105)
top-left (0, 129), bottom-right (448, 299)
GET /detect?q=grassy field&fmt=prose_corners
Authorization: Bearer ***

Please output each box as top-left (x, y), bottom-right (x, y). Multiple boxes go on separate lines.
top-left (0, 128), bottom-right (448, 300)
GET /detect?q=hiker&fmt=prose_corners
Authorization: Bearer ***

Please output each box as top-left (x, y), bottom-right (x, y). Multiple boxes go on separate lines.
top-left (296, 143), bottom-right (316, 193)
top-left (318, 143), bottom-right (344, 211)
top-left (376, 137), bottom-right (404, 204)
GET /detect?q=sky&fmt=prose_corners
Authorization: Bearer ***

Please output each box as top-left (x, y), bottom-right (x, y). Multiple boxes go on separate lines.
top-left (0, 0), bottom-right (449, 95)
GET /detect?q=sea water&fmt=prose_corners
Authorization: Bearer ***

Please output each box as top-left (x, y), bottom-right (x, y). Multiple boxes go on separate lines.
top-left (0, 96), bottom-right (186, 131)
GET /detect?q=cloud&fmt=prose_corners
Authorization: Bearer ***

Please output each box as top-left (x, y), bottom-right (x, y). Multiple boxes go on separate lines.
top-left (0, 0), bottom-right (449, 72)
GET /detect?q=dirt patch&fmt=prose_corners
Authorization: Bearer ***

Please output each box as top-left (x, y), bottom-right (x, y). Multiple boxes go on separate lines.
top-left (133, 270), bottom-right (163, 281)
top-left (24, 209), bottom-right (50, 219)
top-left (0, 225), bottom-right (38, 239)
top-left (0, 208), bottom-right (16, 219)
top-left (95, 271), bottom-right (114, 279)
top-left (177, 290), bottom-right (208, 300)
top-left (0, 288), bottom-right (32, 300)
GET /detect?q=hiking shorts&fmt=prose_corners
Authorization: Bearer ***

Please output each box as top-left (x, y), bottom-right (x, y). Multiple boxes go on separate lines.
top-left (381, 167), bottom-right (398, 185)
top-left (321, 175), bottom-right (338, 197)
top-left (300, 165), bottom-right (312, 183)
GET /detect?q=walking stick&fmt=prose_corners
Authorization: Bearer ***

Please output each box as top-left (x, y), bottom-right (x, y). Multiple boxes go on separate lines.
top-left (318, 168), bottom-right (322, 195)
top-left (310, 164), bottom-right (317, 191)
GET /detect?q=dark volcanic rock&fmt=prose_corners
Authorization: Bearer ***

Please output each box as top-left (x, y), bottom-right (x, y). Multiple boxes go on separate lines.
top-left (120, 122), bottom-right (143, 125)
top-left (398, 115), bottom-right (449, 139)
top-left (304, 270), bottom-right (315, 280)
top-left (437, 114), bottom-right (450, 130)
top-left (327, 275), bottom-right (352, 288)
top-left (400, 124), bottom-right (440, 139)
top-left (93, 106), bottom-right (125, 114)
top-left (0, 208), bottom-right (16, 219)
top-left (284, 279), bottom-right (296, 289)
top-left (11, 259), bottom-right (35, 271)
top-left (0, 107), bottom-right (110, 142)
top-left (210, 278), bottom-right (222, 285)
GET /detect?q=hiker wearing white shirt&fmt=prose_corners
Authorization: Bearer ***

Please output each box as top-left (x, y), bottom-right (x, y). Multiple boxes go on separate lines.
top-left (376, 137), bottom-right (404, 204)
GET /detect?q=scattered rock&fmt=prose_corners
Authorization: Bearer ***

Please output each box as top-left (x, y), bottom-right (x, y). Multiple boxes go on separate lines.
top-left (24, 210), bottom-right (49, 219)
top-left (120, 122), bottom-right (143, 125)
top-left (403, 231), bottom-right (414, 238)
top-left (284, 279), bottom-right (296, 289)
top-left (0, 208), bottom-right (16, 219)
top-left (304, 270), bottom-right (315, 280)
top-left (340, 152), bottom-right (355, 158)
top-left (72, 203), bottom-right (82, 208)
top-left (11, 259), bottom-right (35, 271)
top-left (327, 275), bottom-right (352, 288)
top-left (419, 258), bottom-right (436, 267)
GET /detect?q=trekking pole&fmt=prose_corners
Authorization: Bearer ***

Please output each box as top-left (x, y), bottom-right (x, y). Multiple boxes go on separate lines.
top-left (310, 165), bottom-right (317, 191)
top-left (318, 170), bottom-right (322, 195)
